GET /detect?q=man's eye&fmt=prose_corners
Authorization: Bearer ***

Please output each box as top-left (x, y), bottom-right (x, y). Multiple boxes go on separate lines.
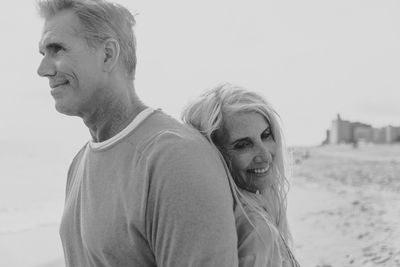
top-left (48, 44), bottom-right (64, 55)
top-left (53, 45), bottom-right (63, 53)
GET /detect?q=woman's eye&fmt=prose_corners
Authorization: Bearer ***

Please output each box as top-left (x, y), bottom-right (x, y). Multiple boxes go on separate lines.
top-left (261, 128), bottom-right (273, 140)
top-left (234, 141), bottom-right (251, 150)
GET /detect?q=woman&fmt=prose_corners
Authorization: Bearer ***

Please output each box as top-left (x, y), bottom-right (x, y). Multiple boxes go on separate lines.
top-left (182, 83), bottom-right (300, 266)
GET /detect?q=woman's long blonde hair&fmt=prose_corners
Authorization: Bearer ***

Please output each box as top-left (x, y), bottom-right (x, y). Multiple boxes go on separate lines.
top-left (182, 83), bottom-right (292, 244)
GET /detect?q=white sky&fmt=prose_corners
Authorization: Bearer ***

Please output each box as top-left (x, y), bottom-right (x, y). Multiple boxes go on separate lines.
top-left (1, 0), bottom-right (399, 147)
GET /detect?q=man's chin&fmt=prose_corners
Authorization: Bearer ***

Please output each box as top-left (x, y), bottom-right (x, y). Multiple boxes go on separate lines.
top-left (54, 102), bottom-right (78, 116)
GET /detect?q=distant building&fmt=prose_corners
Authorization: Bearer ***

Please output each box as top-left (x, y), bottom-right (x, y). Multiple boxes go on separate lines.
top-left (327, 114), bottom-right (400, 144)
top-left (330, 114), bottom-right (353, 144)
top-left (322, 129), bottom-right (330, 145)
top-left (353, 125), bottom-right (372, 143)
top-left (386, 125), bottom-right (400, 143)
top-left (372, 127), bottom-right (386, 143)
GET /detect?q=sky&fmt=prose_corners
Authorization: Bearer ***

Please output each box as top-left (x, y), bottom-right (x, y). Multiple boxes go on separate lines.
top-left (1, 0), bottom-right (399, 148)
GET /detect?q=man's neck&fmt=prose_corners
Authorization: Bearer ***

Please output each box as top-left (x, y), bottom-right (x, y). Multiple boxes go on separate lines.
top-left (84, 90), bottom-right (147, 143)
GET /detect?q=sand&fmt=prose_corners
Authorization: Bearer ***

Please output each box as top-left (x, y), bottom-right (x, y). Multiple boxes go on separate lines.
top-left (288, 144), bottom-right (400, 267)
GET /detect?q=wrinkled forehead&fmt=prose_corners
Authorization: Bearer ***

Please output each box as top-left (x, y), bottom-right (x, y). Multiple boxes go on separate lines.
top-left (39, 10), bottom-right (83, 48)
top-left (218, 111), bottom-right (271, 143)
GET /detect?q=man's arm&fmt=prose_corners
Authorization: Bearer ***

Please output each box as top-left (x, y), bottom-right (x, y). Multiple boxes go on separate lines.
top-left (144, 131), bottom-right (238, 267)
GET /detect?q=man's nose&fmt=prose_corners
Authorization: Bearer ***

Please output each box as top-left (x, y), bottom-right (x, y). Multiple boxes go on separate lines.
top-left (37, 56), bottom-right (56, 77)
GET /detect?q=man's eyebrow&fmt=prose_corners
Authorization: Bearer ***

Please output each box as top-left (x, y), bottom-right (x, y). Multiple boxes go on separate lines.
top-left (39, 42), bottom-right (65, 55)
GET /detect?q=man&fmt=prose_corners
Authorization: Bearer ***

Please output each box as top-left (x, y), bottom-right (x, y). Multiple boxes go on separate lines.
top-left (36, 0), bottom-right (238, 266)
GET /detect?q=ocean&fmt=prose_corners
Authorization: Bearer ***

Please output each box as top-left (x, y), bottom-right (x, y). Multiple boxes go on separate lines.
top-left (0, 139), bottom-right (84, 235)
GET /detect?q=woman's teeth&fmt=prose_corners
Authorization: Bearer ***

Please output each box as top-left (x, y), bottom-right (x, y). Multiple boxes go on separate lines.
top-left (248, 167), bottom-right (269, 174)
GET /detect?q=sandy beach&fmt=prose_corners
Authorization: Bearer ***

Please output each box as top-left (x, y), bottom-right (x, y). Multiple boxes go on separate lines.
top-left (289, 144), bottom-right (400, 266)
top-left (2, 144), bottom-right (399, 267)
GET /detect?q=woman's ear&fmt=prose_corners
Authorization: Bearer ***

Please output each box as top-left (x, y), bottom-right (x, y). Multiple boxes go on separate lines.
top-left (102, 38), bottom-right (120, 72)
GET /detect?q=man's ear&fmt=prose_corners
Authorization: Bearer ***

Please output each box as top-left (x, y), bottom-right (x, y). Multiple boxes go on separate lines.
top-left (102, 38), bottom-right (120, 72)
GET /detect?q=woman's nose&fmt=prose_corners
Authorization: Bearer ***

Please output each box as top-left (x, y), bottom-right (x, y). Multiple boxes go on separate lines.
top-left (254, 142), bottom-right (275, 163)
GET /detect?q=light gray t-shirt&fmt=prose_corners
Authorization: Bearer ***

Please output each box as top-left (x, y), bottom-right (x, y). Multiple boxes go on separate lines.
top-left (60, 109), bottom-right (238, 267)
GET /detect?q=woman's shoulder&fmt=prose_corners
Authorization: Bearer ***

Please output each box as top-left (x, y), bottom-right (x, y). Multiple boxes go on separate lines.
top-left (235, 204), bottom-right (285, 266)
top-left (235, 204), bottom-right (279, 241)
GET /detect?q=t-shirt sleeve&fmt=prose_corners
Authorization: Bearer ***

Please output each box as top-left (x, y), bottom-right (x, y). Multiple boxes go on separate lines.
top-left (65, 144), bottom-right (87, 200)
top-left (236, 207), bottom-right (284, 267)
top-left (142, 131), bottom-right (238, 267)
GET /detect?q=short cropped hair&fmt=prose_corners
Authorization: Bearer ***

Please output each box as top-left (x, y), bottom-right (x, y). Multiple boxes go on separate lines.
top-left (37, 0), bottom-right (137, 80)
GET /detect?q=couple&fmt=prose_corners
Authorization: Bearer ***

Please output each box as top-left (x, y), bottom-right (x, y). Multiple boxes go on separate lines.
top-left (37, 0), bottom-right (299, 266)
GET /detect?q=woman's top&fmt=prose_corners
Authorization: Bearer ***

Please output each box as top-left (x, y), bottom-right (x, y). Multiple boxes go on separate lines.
top-left (235, 190), bottom-right (300, 267)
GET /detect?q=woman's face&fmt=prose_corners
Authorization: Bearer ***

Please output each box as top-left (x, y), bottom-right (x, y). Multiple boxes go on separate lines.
top-left (219, 112), bottom-right (277, 193)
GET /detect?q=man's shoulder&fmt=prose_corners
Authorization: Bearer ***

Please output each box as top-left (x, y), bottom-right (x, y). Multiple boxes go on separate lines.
top-left (66, 142), bottom-right (89, 191)
top-left (136, 110), bottom-right (212, 153)
top-left (133, 111), bottom-right (228, 177)
top-left (69, 142), bottom-right (88, 169)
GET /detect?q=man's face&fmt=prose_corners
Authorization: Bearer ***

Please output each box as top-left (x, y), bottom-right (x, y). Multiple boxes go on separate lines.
top-left (37, 10), bottom-right (105, 116)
